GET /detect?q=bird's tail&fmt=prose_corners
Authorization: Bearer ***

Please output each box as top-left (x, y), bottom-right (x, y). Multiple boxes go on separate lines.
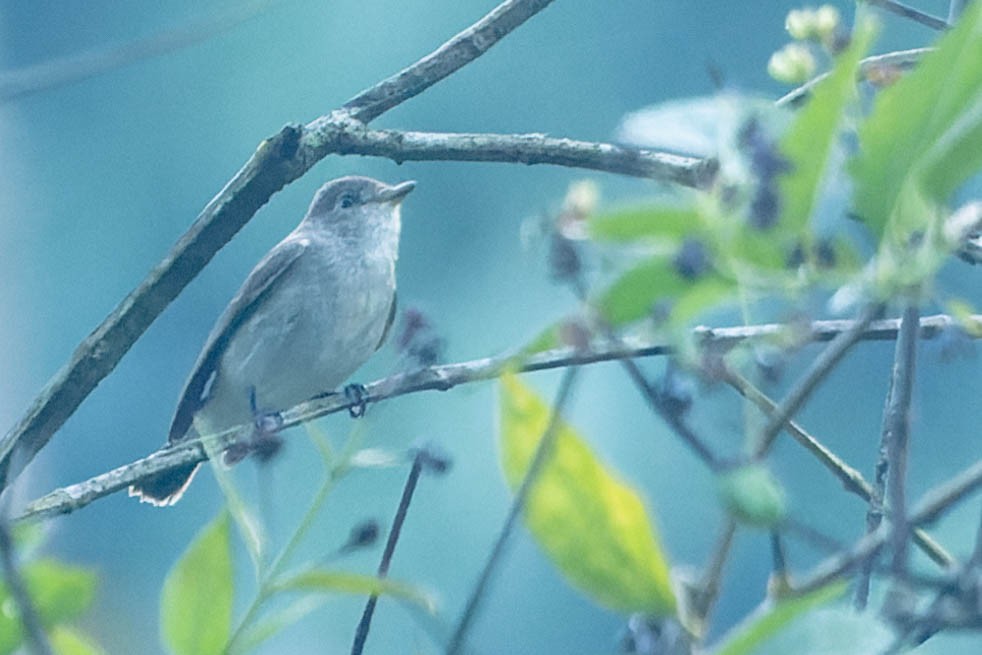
top-left (128, 462), bottom-right (200, 507)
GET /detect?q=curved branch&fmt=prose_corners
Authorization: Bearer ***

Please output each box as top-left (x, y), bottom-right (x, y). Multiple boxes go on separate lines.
top-left (16, 313), bottom-right (979, 522)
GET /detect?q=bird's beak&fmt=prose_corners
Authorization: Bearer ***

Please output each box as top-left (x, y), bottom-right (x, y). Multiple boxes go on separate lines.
top-left (376, 180), bottom-right (416, 204)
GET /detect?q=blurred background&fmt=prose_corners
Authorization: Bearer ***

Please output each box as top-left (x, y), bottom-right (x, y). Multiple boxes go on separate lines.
top-left (1, 0), bottom-right (979, 653)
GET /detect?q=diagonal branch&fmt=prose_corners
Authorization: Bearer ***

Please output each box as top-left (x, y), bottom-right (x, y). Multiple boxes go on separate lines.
top-left (865, 0), bottom-right (950, 31)
top-left (16, 313), bottom-right (980, 522)
top-left (0, 0), bottom-right (562, 491)
top-left (340, 0), bottom-right (557, 123)
top-left (795, 457), bottom-right (982, 595)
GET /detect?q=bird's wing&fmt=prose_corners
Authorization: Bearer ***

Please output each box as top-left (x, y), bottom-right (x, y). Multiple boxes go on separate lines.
top-left (375, 291), bottom-right (397, 351)
top-left (168, 237), bottom-right (309, 442)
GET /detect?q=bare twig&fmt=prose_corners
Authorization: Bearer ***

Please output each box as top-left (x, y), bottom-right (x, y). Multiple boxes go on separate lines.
top-left (351, 446), bottom-right (443, 655)
top-left (857, 302), bottom-right (921, 607)
top-left (302, 123), bottom-right (714, 185)
top-left (339, 0), bottom-right (555, 123)
top-left (620, 358), bottom-right (719, 468)
top-left (949, 0), bottom-right (969, 23)
top-left (16, 313), bottom-right (980, 522)
top-left (721, 369), bottom-right (952, 568)
top-left (0, 0), bottom-right (560, 493)
top-left (776, 48), bottom-right (930, 108)
top-left (692, 520), bottom-right (737, 627)
top-left (755, 304), bottom-right (883, 456)
top-left (885, 304), bottom-right (919, 576)
top-left (865, 0), bottom-right (950, 31)
top-left (446, 366), bottom-right (579, 655)
top-left (795, 458), bottom-right (982, 595)
top-left (0, 520), bottom-right (53, 655)
top-left (0, 0), bottom-right (275, 103)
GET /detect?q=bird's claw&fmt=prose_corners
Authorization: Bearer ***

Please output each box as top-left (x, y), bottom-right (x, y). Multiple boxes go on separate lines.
top-left (344, 383), bottom-right (369, 418)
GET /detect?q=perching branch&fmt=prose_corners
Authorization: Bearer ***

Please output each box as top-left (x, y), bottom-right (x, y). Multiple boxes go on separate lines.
top-left (0, 0), bottom-right (578, 492)
top-left (16, 313), bottom-right (980, 523)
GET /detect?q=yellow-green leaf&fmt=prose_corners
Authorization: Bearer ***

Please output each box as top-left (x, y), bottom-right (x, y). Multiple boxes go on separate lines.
top-left (161, 512), bottom-right (233, 655)
top-left (499, 373), bottom-right (676, 616)
top-left (50, 626), bottom-right (105, 655)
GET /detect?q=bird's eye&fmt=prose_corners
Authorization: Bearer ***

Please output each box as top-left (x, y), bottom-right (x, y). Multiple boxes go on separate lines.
top-left (339, 193), bottom-right (357, 209)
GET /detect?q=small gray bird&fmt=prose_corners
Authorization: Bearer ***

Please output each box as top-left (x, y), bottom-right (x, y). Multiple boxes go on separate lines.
top-left (130, 176), bottom-right (415, 506)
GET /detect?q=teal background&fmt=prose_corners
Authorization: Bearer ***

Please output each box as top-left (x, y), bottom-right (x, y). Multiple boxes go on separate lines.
top-left (1, 1), bottom-right (978, 653)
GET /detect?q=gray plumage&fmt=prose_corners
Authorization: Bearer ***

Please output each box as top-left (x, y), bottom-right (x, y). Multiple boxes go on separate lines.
top-left (130, 176), bottom-right (414, 505)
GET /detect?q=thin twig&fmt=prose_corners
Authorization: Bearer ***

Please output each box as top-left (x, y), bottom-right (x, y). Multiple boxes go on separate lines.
top-left (692, 520), bottom-right (737, 627)
top-left (0, 0), bottom-right (276, 103)
top-left (620, 358), bottom-right (719, 468)
top-left (16, 313), bottom-right (980, 522)
top-left (0, 520), bottom-right (53, 655)
top-left (721, 369), bottom-right (952, 568)
top-left (886, 303), bottom-right (918, 576)
top-left (776, 48), bottom-right (930, 107)
top-left (795, 457), bottom-right (982, 595)
top-left (865, 0), bottom-right (950, 31)
top-left (857, 302), bottom-right (921, 607)
top-left (351, 450), bottom-right (428, 655)
top-left (338, 0), bottom-right (555, 124)
top-left (948, 0), bottom-right (969, 23)
top-left (755, 304), bottom-right (883, 457)
top-left (0, 0), bottom-right (560, 493)
top-left (446, 366), bottom-right (578, 655)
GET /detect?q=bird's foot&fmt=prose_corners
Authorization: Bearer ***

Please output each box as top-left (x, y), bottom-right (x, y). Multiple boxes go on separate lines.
top-left (224, 388), bottom-right (286, 464)
top-left (344, 383), bottom-right (369, 418)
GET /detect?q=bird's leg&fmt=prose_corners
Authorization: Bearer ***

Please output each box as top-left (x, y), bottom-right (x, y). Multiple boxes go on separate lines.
top-left (224, 387), bottom-right (284, 465)
top-left (344, 383), bottom-right (370, 418)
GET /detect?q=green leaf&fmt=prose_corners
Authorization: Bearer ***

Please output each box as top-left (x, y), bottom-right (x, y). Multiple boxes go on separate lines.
top-left (0, 560), bottom-right (98, 655)
top-left (713, 583), bottom-right (848, 655)
top-left (778, 22), bottom-right (873, 234)
top-left (25, 560), bottom-right (97, 626)
top-left (161, 512), bottom-right (233, 655)
top-left (270, 570), bottom-right (437, 613)
top-left (588, 205), bottom-right (703, 243)
top-left (596, 257), bottom-right (734, 326)
top-left (50, 626), bottom-right (106, 655)
top-left (498, 373), bottom-right (676, 616)
top-left (717, 464), bottom-right (787, 528)
top-left (851, 2), bottom-right (982, 238)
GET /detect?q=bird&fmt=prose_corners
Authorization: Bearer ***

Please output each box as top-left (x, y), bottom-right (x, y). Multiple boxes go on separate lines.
top-left (130, 175), bottom-right (415, 505)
